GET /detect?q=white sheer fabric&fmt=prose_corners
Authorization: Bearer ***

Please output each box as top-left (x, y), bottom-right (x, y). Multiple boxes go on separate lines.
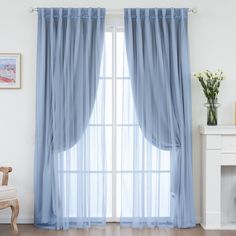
top-left (118, 32), bottom-right (171, 227)
top-left (55, 31), bottom-right (172, 228)
top-left (55, 36), bottom-right (110, 228)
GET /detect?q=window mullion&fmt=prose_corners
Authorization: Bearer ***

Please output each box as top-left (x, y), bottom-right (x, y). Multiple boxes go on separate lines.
top-left (111, 26), bottom-right (117, 220)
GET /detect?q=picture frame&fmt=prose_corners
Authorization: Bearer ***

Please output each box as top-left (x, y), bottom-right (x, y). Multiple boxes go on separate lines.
top-left (0, 53), bottom-right (21, 89)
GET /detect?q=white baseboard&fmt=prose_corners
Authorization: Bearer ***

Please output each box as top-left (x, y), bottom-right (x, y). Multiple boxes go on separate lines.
top-left (0, 216), bottom-right (202, 225)
top-left (0, 215), bottom-right (33, 224)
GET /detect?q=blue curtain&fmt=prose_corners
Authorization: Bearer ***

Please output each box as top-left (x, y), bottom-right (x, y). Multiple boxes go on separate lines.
top-left (35, 8), bottom-right (105, 229)
top-left (124, 8), bottom-right (195, 228)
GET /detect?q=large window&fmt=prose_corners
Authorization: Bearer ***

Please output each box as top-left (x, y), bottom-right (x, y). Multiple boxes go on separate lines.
top-left (90, 27), bottom-right (171, 221)
top-left (60, 27), bottom-right (171, 222)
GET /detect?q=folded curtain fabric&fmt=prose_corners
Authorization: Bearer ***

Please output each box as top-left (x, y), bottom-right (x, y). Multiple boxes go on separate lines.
top-left (124, 8), bottom-right (195, 228)
top-left (35, 8), bottom-right (105, 229)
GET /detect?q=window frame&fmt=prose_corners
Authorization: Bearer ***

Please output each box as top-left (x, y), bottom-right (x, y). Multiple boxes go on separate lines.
top-left (108, 25), bottom-right (123, 222)
top-left (58, 25), bottom-right (171, 223)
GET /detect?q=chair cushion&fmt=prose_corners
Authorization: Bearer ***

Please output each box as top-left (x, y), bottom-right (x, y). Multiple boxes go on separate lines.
top-left (0, 185), bottom-right (17, 202)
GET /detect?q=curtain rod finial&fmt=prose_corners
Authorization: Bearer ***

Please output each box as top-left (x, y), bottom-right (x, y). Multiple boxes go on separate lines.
top-left (29, 7), bottom-right (38, 13)
top-left (29, 7), bottom-right (34, 13)
top-left (190, 7), bottom-right (198, 14)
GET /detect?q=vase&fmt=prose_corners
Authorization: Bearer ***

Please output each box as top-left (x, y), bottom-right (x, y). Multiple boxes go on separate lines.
top-left (205, 99), bottom-right (220, 126)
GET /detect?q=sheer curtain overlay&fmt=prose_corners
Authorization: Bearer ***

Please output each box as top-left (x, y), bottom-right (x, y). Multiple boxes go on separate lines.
top-left (35, 7), bottom-right (195, 230)
top-left (122, 8), bottom-right (195, 228)
top-left (35, 8), bottom-right (106, 229)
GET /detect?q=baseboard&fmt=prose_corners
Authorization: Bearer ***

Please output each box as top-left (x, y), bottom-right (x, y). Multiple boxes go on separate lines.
top-left (0, 216), bottom-right (202, 225)
top-left (0, 216), bottom-right (33, 224)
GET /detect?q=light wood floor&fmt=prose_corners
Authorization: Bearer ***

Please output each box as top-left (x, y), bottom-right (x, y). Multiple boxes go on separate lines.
top-left (1, 223), bottom-right (236, 236)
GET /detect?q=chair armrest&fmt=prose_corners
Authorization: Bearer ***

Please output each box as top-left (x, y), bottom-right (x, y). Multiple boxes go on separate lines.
top-left (0, 167), bottom-right (12, 185)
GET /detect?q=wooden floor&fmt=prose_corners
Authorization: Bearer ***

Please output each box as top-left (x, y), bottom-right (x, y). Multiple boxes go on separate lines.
top-left (1, 223), bottom-right (236, 236)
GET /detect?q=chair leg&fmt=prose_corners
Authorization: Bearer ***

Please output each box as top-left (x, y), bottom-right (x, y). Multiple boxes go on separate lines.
top-left (10, 199), bottom-right (19, 235)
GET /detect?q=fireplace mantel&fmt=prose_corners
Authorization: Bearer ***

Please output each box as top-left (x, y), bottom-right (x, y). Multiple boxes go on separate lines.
top-left (200, 125), bottom-right (236, 135)
top-left (200, 125), bottom-right (236, 229)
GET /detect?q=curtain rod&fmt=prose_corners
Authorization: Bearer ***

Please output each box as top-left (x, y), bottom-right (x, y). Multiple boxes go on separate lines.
top-left (29, 7), bottom-right (198, 14)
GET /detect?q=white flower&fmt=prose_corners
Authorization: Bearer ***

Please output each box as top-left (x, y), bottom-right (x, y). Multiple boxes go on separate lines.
top-left (194, 69), bottom-right (226, 81)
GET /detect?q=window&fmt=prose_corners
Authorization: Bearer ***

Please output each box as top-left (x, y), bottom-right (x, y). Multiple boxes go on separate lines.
top-left (59, 27), bottom-right (171, 222)
top-left (91, 27), bottom-right (171, 221)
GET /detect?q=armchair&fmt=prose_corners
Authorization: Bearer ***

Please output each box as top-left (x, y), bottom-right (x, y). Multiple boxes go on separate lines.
top-left (0, 167), bottom-right (19, 234)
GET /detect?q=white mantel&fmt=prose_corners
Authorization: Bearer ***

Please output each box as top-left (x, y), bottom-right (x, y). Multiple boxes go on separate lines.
top-left (200, 125), bottom-right (236, 230)
top-left (200, 125), bottom-right (236, 135)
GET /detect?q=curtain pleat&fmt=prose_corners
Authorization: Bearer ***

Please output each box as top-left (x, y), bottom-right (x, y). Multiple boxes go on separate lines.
top-left (123, 8), bottom-right (195, 228)
top-left (35, 8), bottom-right (106, 229)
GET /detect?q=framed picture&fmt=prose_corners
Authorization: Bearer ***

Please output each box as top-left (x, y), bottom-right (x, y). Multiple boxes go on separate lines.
top-left (0, 53), bottom-right (21, 89)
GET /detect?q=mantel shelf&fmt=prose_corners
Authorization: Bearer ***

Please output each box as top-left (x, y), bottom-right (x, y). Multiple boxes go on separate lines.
top-left (200, 125), bottom-right (236, 135)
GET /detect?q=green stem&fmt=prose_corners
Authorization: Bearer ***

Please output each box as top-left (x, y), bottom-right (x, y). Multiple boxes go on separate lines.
top-left (208, 103), bottom-right (217, 125)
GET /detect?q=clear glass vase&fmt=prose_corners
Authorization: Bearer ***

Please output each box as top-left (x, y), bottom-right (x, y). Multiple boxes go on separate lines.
top-left (205, 99), bottom-right (220, 126)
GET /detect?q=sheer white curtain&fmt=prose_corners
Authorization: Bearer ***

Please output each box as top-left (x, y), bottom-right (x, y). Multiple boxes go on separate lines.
top-left (54, 29), bottom-right (172, 228)
top-left (119, 32), bottom-right (171, 227)
top-left (55, 36), bottom-right (110, 228)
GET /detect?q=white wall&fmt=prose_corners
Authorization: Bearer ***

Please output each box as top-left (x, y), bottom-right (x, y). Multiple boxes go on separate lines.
top-left (0, 0), bottom-right (236, 224)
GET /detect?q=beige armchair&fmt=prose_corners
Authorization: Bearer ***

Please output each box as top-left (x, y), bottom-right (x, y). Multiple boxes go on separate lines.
top-left (0, 167), bottom-right (19, 234)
